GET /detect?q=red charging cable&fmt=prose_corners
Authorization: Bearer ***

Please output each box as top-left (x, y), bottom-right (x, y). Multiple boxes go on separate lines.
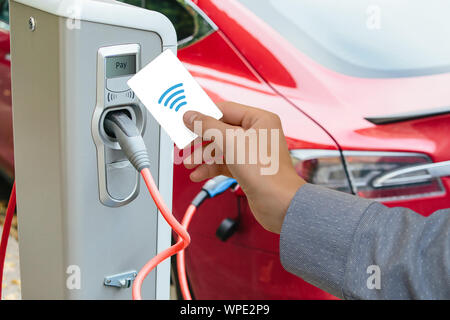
top-left (134, 169), bottom-right (235, 300)
top-left (132, 168), bottom-right (192, 300)
top-left (0, 173), bottom-right (196, 300)
top-left (0, 169), bottom-right (206, 301)
top-left (0, 182), bottom-right (16, 299)
top-left (0, 174), bottom-right (219, 300)
top-left (176, 204), bottom-right (197, 300)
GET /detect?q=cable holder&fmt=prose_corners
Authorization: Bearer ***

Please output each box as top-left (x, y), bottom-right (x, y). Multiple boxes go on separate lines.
top-left (104, 270), bottom-right (138, 289)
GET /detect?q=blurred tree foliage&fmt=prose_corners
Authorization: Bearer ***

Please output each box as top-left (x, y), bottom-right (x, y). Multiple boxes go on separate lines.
top-left (120, 0), bottom-right (195, 41)
top-left (0, 0), bottom-right (9, 23)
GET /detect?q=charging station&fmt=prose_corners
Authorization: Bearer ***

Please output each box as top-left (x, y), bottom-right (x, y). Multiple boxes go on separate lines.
top-left (10, 0), bottom-right (176, 299)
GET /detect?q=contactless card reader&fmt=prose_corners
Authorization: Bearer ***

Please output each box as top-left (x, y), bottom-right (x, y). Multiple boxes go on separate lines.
top-left (92, 44), bottom-right (146, 207)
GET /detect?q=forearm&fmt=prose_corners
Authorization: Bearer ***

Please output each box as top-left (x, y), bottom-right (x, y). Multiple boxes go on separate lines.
top-left (280, 184), bottom-right (450, 299)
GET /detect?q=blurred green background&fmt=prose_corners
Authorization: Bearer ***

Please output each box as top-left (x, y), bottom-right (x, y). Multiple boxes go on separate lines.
top-left (121, 0), bottom-right (196, 42)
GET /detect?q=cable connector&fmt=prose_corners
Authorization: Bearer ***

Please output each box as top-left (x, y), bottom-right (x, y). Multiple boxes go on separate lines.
top-left (202, 176), bottom-right (237, 198)
top-left (191, 176), bottom-right (238, 207)
top-left (104, 110), bottom-right (150, 172)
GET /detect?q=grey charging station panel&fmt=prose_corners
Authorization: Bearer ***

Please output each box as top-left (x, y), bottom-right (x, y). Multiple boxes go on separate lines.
top-left (10, 0), bottom-right (176, 299)
top-left (92, 44), bottom-right (144, 207)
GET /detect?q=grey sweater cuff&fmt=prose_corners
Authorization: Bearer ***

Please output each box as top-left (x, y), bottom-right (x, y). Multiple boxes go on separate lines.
top-left (280, 184), bottom-right (374, 299)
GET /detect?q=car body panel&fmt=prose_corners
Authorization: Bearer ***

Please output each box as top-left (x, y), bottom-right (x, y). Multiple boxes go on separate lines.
top-left (197, 0), bottom-right (450, 213)
top-left (198, 0), bottom-right (450, 154)
top-left (174, 31), bottom-right (339, 299)
top-left (180, 0), bottom-right (450, 299)
top-left (174, 30), bottom-right (450, 298)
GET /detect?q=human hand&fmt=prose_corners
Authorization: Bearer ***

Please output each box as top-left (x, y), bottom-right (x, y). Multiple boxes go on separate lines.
top-left (182, 101), bottom-right (305, 234)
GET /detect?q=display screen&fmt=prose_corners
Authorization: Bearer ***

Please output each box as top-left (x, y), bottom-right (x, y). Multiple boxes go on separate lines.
top-left (106, 55), bottom-right (136, 78)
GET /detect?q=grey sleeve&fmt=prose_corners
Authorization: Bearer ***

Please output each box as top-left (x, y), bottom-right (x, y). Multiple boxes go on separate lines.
top-left (279, 183), bottom-right (450, 300)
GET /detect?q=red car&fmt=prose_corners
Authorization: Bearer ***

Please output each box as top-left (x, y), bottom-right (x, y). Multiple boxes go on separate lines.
top-left (1, 0), bottom-right (450, 299)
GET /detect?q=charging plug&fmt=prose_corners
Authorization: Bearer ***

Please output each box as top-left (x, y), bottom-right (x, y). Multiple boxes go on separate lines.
top-left (104, 110), bottom-right (150, 172)
top-left (202, 176), bottom-right (237, 198)
top-left (191, 176), bottom-right (238, 207)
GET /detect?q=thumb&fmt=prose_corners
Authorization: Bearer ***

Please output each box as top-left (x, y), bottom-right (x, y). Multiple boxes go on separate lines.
top-left (183, 111), bottom-right (231, 138)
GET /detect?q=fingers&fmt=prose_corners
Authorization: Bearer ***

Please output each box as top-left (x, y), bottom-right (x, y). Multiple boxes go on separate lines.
top-left (189, 163), bottom-right (232, 182)
top-left (183, 160), bottom-right (198, 170)
top-left (183, 144), bottom-right (224, 170)
top-left (215, 101), bottom-right (261, 126)
top-left (183, 111), bottom-right (231, 138)
top-left (183, 101), bottom-right (266, 138)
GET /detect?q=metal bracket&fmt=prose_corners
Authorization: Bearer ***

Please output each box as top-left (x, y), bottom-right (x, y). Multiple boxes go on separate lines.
top-left (104, 270), bottom-right (137, 289)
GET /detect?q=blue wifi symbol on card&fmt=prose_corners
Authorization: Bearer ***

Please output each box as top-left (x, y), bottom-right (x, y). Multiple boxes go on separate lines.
top-left (158, 83), bottom-right (187, 112)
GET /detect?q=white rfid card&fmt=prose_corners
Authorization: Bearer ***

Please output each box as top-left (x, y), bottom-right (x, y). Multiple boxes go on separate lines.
top-left (128, 49), bottom-right (223, 149)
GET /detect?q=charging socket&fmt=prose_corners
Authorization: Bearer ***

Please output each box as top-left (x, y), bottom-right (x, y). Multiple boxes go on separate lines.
top-left (92, 103), bottom-right (147, 207)
top-left (99, 104), bottom-right (146, 150)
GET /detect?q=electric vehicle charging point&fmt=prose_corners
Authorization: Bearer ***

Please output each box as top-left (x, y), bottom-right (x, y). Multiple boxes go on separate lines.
top-left (10, 0), bottom-right (176, 299)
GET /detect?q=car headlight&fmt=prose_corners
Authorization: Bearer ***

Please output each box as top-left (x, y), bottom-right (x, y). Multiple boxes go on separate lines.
top-left (290, 149), bottom-right (446, 202)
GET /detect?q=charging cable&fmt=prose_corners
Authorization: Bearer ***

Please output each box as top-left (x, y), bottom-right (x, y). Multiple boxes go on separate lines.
top-left (177, 176), bottom-right (237, 300)
top-left (105, 110), bottom-right (192, 300)
top-left (106, 110), bottom-right (238, 300)
top-left (0, 111), bottom-right (237, 300)
top-left (0, 182), bottom-right (16, 299)
top-left (0, 110), bottom-right (188, 300)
